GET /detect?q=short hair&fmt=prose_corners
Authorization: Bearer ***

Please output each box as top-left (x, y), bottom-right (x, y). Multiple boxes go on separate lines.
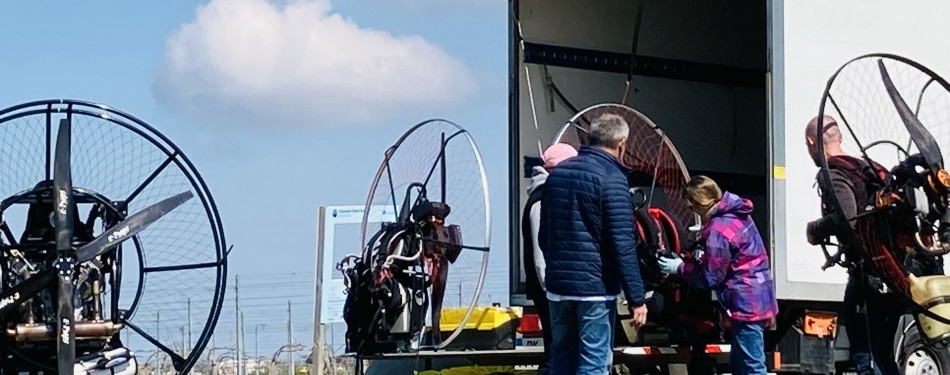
top-left (805, 115), bottom-right (842, 147)
top-left (824, 125), bottom-right (842, 144)
top-left (588, 114), bottom-right (630, 148)
top-left (685, 175), bottom-right (722, 212)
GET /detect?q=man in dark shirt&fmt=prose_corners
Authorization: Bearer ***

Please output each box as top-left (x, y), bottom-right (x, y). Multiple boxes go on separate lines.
top-left (804, 115), bottom-right (900, 375)
top-left (804, 116), bottom-right (855, 243)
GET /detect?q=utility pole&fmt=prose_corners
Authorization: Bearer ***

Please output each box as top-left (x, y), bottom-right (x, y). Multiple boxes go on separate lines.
top-left (241, 311), bottom-right (246, 374)
top-left (210, 333), bottom-right (216, 375)
top-left (315, 244), bottom-right (326, 375)
top-left (235, 274), bottom-right (243, 375)
top-left (156, 312), bottom-right (162, 375)
top-left (255, 325), bottom-right (260, 368)
top-left (188, 298), bottom-right (193, 354)
top-left (288, 301), bottom-right (294, 375)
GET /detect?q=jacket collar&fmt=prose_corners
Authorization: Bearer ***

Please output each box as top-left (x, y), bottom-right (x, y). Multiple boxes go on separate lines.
top-left (579, 145), bottom-right (626, 170)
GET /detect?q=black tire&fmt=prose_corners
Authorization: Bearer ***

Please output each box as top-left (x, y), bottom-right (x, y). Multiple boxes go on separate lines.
top-left (900, 345), bottom-right (949, 375)
top-left (897, 315), bottom-right (950, 375)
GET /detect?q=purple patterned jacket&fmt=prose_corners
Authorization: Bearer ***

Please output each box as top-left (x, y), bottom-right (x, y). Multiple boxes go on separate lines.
top-left (678, 191), bottom-right (778, 322)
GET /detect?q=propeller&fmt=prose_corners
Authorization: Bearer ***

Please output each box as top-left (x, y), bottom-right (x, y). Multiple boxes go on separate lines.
top-left (878, 59), bottom-right (950, 247)
top-left (2, 118), bottom-right (192, 372)
top-left (53, 118), bottom-right (76, 373)
top-left (0, 191), bottom-right (194, 314)
top-left (77, 191), bottom-right (192, 261)
top-left (878, 59), bottom-right (945, 173)
top-left (0, 99), bottom-right (226, 374)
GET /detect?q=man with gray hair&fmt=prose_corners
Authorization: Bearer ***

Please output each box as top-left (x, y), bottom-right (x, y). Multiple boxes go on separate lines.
top-left (539, 113), bottom-right (647, 375)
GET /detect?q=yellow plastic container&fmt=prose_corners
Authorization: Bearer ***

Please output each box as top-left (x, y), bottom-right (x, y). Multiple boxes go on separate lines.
top-left (908, 274), bottom-right (950, 341)
top-left (440, 365), bottom-right (515, 375)
top-left (439, 306), bottom-right (521, 332)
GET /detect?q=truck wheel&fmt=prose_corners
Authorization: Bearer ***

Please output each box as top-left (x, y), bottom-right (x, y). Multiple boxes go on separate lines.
top-left (901, 346), bottom-right (946, 375)
top-left (898, 315), bottom-right (950, 375)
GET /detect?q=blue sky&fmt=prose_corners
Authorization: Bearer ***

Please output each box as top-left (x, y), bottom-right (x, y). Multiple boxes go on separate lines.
top-left (0, 0), bottom-right (509, 362)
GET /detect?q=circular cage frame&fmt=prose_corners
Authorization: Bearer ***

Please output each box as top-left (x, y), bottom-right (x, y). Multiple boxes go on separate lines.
top-left (548, 103), bottom-right (717, 340)
top-left (0, 99), bottom-right (228, 373)
top-left (552, 103), bottom-right (699, 232)
top-left (358, 119), bottom-right (491, 350)
top-left (814, 54), bottom-right (950, 328)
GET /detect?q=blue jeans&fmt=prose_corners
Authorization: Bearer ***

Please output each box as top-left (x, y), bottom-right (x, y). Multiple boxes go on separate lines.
top-left (730, 320), bottom-right (767, 375)
top-left (549, 300), bottom-right (616, 375)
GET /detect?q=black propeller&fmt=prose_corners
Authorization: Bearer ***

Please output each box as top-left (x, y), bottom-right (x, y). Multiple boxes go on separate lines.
top-left (0, 191), bottom-right (194, 314)
top-left (877, 59), bottom-right (950, 245)
top-left (878, 59), bottom-right (945, 173)
top-left (78, 191), bottom-right (192, 261)
top-left (53, 118), bottom-right (76, 373)
top-left (2, 117), bottom-right (194, 371)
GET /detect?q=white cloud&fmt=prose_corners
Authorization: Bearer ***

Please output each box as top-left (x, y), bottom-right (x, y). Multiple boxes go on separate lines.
top-left (153, 0), bottom-right (478, 129)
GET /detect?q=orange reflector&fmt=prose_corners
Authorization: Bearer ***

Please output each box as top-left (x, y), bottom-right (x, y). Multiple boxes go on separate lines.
top-left (875, 190), bottom-right (901, 208)
top-left (939, 169), bottom-right (950, 188)
top-left (803, 310), bottom-right (837, 338)
top-left (773, 351), bottom-right (782, 370)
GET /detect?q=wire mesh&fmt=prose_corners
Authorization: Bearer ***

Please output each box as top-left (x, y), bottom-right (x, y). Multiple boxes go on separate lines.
top-left (0, 100), bottom-right (227, 373)
top-left (818, 55), bottom-right (950, 296)
top-left (554, 104), bottom-right (696, 236)
top-left (358, 119), bottom-right (491, 336)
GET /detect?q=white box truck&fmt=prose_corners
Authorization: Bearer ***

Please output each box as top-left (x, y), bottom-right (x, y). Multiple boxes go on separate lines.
top-left (508, 0), bottom-right (950, 373)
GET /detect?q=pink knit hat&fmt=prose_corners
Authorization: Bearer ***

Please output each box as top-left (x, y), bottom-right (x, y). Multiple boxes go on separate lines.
top-left (542, 143), bottom-right (578, 169)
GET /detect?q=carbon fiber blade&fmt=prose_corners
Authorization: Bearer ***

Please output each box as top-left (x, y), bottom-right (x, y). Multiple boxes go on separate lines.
top-left (878, 59), bottom-right (944, 171)
top-left (77, 191), bottom-right (193, 261)
top-left (0, 192), bottom-right (194, 318)
top-left (0, 270), bottom-right (55, 314)
top-left (53, 118), bottom-right (76, 372)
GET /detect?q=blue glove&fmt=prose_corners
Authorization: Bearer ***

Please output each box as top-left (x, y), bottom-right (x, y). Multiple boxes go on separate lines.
top-left (658, 255), bottom-right (683, 274)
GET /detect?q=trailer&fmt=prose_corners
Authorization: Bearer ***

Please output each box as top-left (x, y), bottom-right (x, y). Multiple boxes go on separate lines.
top-left (508, 0), bottom-right (950, 373)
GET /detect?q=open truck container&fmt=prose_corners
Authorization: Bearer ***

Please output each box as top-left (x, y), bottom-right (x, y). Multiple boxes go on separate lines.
top-left (508, 0), bottom-right (950, 373)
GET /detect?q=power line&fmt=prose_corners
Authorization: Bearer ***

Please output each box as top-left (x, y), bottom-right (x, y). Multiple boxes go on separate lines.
top-left (124, 264), bottom-right (509, 366)
top-left (122, 271), bottom-right (318, 364)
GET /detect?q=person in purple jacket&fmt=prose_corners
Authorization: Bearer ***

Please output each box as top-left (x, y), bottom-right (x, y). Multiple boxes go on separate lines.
top-left (658, 175), bottom-right (778, 375)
